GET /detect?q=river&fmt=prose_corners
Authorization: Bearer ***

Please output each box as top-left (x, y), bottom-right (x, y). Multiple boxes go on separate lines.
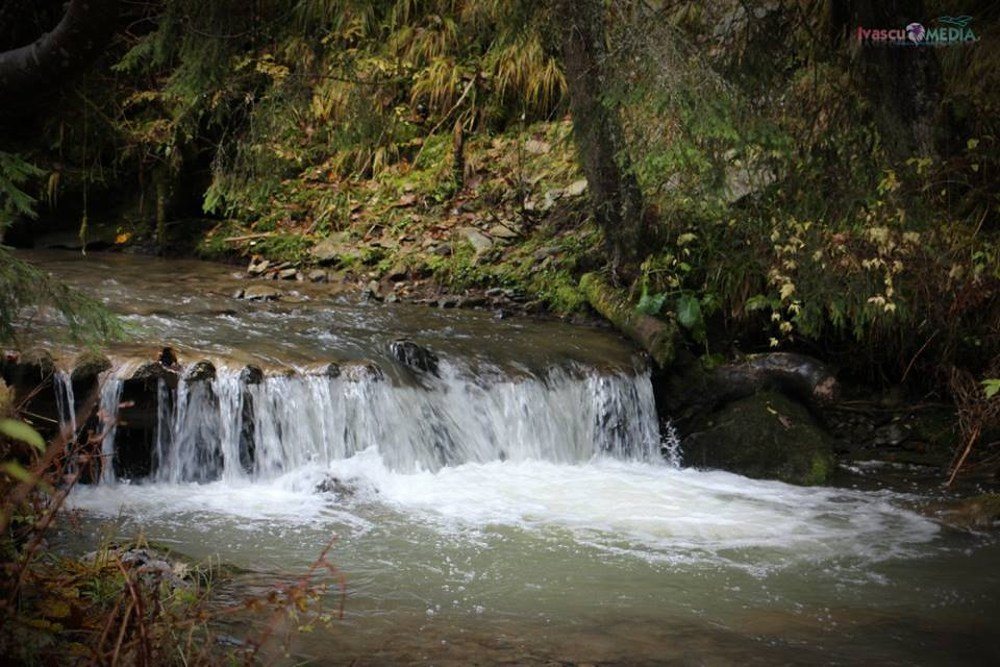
top-left (13, 250), bottom-right (1000, 664)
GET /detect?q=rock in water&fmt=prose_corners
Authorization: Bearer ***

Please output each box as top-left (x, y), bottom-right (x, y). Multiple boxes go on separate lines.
top-left (240, 365), bottom-right (264, 385)
top-left (682, 390), bottom-right (835, 486)
top-left (389, 339), bottom-right (440, 376)
top-left (70, 350), bottom-right (112, 383)
top-left (240, 284), bottom-right (282, 301)
top-left (185, 361), bottom-right (217, 382)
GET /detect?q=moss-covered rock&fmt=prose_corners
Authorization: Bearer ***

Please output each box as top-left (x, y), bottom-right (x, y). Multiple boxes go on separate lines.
top-left (682, 390), bottom-right (835, 486)
top-left (70, 350), bottom-right (112, 383)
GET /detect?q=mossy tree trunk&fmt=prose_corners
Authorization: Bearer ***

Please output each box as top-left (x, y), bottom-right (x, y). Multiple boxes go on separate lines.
top-left (580, 273), bottom-right (677, 367)
top-left (554, 0), bottom-right (648, 273)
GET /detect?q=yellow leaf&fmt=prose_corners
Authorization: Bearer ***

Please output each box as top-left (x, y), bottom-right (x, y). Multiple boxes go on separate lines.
top-left (39, 599), bottom-right (71, 619)
top-left (115, 232), bottom-right (132, 245)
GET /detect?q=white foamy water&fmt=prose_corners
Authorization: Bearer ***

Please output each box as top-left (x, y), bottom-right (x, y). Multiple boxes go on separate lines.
top-left (69, 448), bottom-right (938, 568)
top-left (64, 361), bottom-right (939, 569)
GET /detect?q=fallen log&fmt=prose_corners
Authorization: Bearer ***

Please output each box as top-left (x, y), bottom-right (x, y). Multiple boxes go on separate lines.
top-left (579, 272), bottom-right (678, 367)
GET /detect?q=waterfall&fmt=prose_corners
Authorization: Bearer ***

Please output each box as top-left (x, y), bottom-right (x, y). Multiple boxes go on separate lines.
top-left (125, 362), bottom-right (663, 484)
top-left (97, 371), bottom-right (126, 484)
top-left (53, 370), bottom-right (76, 437)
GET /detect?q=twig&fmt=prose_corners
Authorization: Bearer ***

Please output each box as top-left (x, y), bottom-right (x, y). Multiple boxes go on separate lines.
top-left (901, 329), bottom-right (939, 384)
top-left (223, 233), bottom-right (275, 243)
top-left (947, 424), bottom-right (981, 487)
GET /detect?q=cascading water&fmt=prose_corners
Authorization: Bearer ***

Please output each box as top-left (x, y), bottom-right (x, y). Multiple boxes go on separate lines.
top-left (139, 361), bottom-right (662, 484)
top-left (53, 370), bottom-right (76, 436)
top-left (97, 370), bottom-right (126, 484)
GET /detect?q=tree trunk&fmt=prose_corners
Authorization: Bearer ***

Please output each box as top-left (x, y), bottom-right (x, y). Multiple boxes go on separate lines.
top-left (555, 0), bottom-right (647, 271)
top-left (0, 0), bottom-right (119, 100)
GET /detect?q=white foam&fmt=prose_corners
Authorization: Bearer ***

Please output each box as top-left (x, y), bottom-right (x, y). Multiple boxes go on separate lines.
top-left (68, 449), bottom-right (939, 568)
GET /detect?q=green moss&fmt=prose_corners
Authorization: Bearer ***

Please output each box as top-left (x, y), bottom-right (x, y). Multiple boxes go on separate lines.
top-left (252, 234), bottom-right (314, 263)
top-left (195, 220), bottom-right (247, 260)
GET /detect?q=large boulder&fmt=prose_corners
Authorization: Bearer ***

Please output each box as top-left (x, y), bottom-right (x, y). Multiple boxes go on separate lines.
top-left (682, 390), bottom-right (835, 486)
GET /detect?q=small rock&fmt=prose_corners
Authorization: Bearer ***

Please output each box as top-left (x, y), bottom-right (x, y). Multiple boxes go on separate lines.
top-left (438, 297), bottom-right (460, 309)
top-left (524, 139), bottom-right (551, 155)
top-left (278, 268), bottom-right (298, 280)
top-left (308, 269), bottom-right (328, 283)
top-left (533, 246), bottom-right (559, 261)
top-left (488, 223), bottom-right (520, 240)
top-left (485, 287), bottom-right (505, 298)
top-left (385, 293), bottom-right (399, 304)
top-left (365, 280), bottom-right (383, 300)
top-left (247, 257), bottom-right (270, 275)
top-left (310, 233), bottom-right (350, 265)
top-left (341, 361), bottom-right (385, 382)
top-left (385, 263), bottom-right (409, 282)
top-left (306, 362), bottom-right (341, 379)
top-left (564, 178), bottom-right (588, 197)
top-left (459, 227), bottom-right (493, 255)
top-left (432, 243), bottom-right (453, 256)
top-left (241, 285), bottom-right (282, 301)
top-left (873, 422), bottom-right (907, 446)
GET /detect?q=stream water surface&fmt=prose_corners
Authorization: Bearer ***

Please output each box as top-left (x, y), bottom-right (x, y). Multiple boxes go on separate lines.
top-left (15, 251), bottom-right (1000, 665)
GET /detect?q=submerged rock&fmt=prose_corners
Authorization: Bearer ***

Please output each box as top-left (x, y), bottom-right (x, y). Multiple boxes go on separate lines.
top-left (390, 339), bottom-right (440, 376)
top-left (341, 360), bottom-right (384, 382)
top-left (928, 494), bottom-right (1000, 532)
top-left (682, 390), bottom-right (835, 486)
top-left (315, 475), bottom-right (373, 498)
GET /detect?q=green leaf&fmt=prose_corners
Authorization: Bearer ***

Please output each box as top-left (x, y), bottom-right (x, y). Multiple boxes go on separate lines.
top-left (636, 288), bottom-right (667, 316)
top-left (1, 461), bottom-right (35, 484)
top-left (745, 294), bottom-right (771, 312)
top-left (983, 379), bottom-right (1000, 400)
top-left (676, 293), bottom-right (703, 331)
top-left (0, 418), bottom-right (46, 451)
